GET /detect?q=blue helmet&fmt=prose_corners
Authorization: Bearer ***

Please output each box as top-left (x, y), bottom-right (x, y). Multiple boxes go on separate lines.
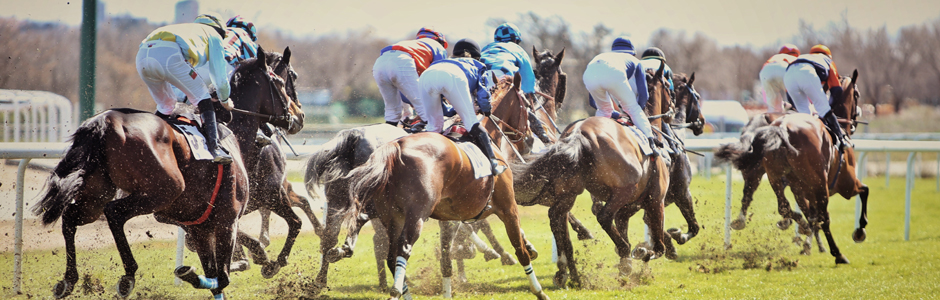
top-left (226, 15), bottom-right (258, 41)
top-left (611, 36), bottom-right (635, 54)
top-left (494, 23), bottom-right (522, 44)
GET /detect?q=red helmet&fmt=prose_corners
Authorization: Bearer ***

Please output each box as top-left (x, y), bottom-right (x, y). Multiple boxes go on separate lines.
top-left (810, 44), bottom-right (832, 57)
top-left (416, 27), bottom-right (447, 48)
top-left (778, 43), bottom-right (800, 56)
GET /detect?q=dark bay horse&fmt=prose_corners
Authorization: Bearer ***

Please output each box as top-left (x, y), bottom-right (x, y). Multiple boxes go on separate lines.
top-left (512, 65), bottom-right (671, 288)
top-left (715, 70), bottom-right (868, 264)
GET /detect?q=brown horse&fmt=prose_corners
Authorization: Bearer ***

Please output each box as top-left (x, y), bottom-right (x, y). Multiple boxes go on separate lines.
top-left (715, 70), bottom-right (868, 264)
top-left (512, 65), bottom-right (672, 288)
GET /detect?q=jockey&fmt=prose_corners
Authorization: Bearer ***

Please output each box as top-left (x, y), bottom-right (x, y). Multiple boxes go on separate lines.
top-left (223, 15), bottom-right (260, 66)
top-left (583, 36), bottom-right (660, 157)
top-left (783, 44), bottom-right (850, 150)
top-left (136, 13), bottom-right (233, 164)
top-left (760, 44), bottom-right (800, 113)
top-left (480, 23), bottom-right (537, 98)
top-left (416, 39), bottom-right (506, 175)
top-left (639, 47), bottom-right (674, 97)
top-left (374, 27), bottom-right (448, 127)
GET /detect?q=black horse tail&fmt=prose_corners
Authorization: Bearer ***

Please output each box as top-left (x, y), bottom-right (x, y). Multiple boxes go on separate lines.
top-left (304, 128), bottom-right (365, 196)
top-left (32, 114), bottom-right (111, 225)
top-left (715, 113), bottom-right (776, 170)
top-left (345, 140), bottom-right (399, 230)
top-left (753, 125), bottom-right (799, 156)
top-left (512, 130), bottom-right (592, 202)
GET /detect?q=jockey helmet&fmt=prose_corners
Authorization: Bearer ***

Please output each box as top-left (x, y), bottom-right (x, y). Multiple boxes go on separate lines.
top-left (453, 38), bottom-right (481, 60)
top-left (641, 47), bottom-right (666, 62)
top-left (810, 44), bottom-right (832, 57)
top-left (778, 43), bottom-right (800, 56)
top-left (494, 23), bottom-right (522, 44)
top-left (226, 15), bottom-right (258, 41)
top-left (611, 36), bottom-right (635, 54)
top-left (417, 27), bottom-right (448, 48)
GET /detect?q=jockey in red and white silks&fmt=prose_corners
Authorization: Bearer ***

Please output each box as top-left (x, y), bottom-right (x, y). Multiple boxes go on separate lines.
top-left (373, 28), bottom-right (448, 126)
top-left (783, 44), bottom-right (850, 149)
top-left (759, 44), bottom-right (800, 113)
top-left (582, 36), bottom-right (659, 156)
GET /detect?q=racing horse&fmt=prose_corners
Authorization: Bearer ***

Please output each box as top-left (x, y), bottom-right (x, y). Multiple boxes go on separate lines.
top-left (512, 65), bottom-right (671, 288)
top-left (344, 74), bottom-right (550, 300)
top-left (627, 72), bottom-right (706, 259)
top-left (715, 70), bottom-right (868, 264)
top-left (31, 48), bottom-right (298, 299)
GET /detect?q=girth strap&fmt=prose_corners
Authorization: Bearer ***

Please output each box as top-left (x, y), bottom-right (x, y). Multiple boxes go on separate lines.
top-left (181, 164), bottom-right (224, 226)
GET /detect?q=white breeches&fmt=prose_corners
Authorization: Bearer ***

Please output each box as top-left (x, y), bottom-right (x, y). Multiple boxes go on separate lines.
top-left (373, 50), bottom-right (423, 123)
top-left (418, 63), bottom-right (480, 133)
top-left (136, 40), bottom-right (212, 115)
top-left (759, 62), bottom-right (788, 113)
top-left (784, 63), bottom-right (830, 116)
top-left (583, 60), bottom-right (653, 138)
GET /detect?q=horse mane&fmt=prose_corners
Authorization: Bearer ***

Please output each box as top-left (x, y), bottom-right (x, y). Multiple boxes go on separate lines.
top-left (231, 57), bottom-right (263, 88)
top-left (511, 121), bottom-right (591, 204)
top-left (489, 75), bottom-right (515, 103)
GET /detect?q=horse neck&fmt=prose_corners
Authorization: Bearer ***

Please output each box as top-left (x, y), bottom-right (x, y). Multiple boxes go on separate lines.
top-left (646, 86), bottom-right (664, 129)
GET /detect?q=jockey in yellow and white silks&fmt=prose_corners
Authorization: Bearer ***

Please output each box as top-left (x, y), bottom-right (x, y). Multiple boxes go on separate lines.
top-left (760, 44), bottom-right (800, 113)
top-left (136, 13), bottom-right (233, 164)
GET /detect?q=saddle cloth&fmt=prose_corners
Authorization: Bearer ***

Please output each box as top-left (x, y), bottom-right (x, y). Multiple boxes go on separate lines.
top-left (621, 126), bottom-right (654, 156)
top-left (166, 116), bottom-right (232, 161)
top-left (455, 141), bottom-right (492, 179)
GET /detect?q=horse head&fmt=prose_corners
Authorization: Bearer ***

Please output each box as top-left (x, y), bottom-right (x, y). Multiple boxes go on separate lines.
top-left (673, 72), bottom-right (705, 136)
top-left (532, 47), bottom-right (567, 111)
top-left (645, 63), bottom-right (673, 128)
top-left (835, 69), bottom-right (860, 135)
top-left (231, 46), bottom-right (304, 134)
top-left (487, 71), bottom-right (531, 156)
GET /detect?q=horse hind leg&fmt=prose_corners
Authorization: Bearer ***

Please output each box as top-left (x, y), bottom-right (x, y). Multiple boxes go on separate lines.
top-left (731, 165), bottom-right (765, 230)
top-left (852, 185), bottom-right (870, 243)
top-left (104, 192), bottom-right (175, 298)
top-left (259, 200), bottom-right (304, 278)
top-left (259, 208), bottom-right (271, 247)
top-left (372, 219), bottom-right (390, 291)
top-left (438, 220), bottom-right (457, 298)
top-left (567, 212), bottom-right (595, 240)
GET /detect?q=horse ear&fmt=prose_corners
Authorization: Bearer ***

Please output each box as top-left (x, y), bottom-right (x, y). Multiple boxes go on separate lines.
top-left (655, 63), bottom-right (665, 81)
top-left (513, 72), bottom-right (522, 88)
top-left (491, 72), bottom-right (499, 87)
top-left (282, 47), bottom-right (292, 65)
top-left (257, 46), bottom-right (267, 66)
top-left (553, 48), bottom-right (565, 67)
top-left (688, 72), bottom-right (696, 85)
top-left (532, 46), bottom-right (540, 62)
top-left (850, 69), bottom-right (858, 86)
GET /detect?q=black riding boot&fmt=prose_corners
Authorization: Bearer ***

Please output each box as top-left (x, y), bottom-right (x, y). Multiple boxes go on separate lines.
top-left (255, 123), bottom-right (274, 147)
top-left (823, 111), bottom-right (849, 150)
top-left (647, 136), bottom-right (662, 158)
top-left (198, 100), bottom-right (233, 165)
top-left (528, 110), bottom-right (552, 144)
top-left (469, 123), bottom-right (507, 176)
top-left (385, 120), bottom-right (399, 127)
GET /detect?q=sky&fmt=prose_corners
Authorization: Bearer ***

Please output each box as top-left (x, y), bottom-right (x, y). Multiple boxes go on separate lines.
top-left (2, 0), bottom-right (939, 49)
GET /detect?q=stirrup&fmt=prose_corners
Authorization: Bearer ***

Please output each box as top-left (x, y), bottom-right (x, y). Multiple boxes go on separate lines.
top-left (255, 132), bottom-right (272, 147)
top-left (211, 149), bottom-right (233, 165)
top-left (491, 159), bottom-right (507, 176)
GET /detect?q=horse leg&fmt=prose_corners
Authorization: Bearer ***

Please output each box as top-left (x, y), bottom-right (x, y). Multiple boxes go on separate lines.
top-left (259, 208), bottom-right (271, 247)
top-left (596, 187), bottom-right (638, 276)
top-left (372, 218), bottom-right (390, 291)
top-left (853, 185), bottom-right (870, 242)
top-left (260, 200), bottom-right (303, 278)
top-left (766, 173), bottom-right (803, 232)
top-left (477, 220), bottom-right (513, 264)
top-left (439, 220), bottom-right (457, 298)
top-left (313, 206), bottom-right (344, 291)
top-left (567, 212), bottom-right (595, 240)
top-left (389, 214), bottom-right (424, 300)
top-left (494, 195), bottom-right (548, 300)
top-left (232, 230), bottom-right (265, 272)
top-left (209, 222), bottom-right (238, 298)
top-left (548, 197), bottom-right (578, 288)
top-left (104, 193), bottom-right (173, 298)
top-left (613, 205), bottom-right (639, 273)
top-left (285, 179), bottom-right (324, 236)
top-left (731, 164), bottom-right (765, 230)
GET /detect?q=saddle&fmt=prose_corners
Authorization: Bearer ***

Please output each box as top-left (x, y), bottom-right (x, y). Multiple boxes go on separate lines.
top-left (164, 114), bottom-right (233, 161)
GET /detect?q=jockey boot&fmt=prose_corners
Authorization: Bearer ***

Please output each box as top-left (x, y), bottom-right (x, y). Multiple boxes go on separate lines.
top-left (822, 111), bottom-right (849, 150)
top-left (528, 110), bottom-right (552, 144)
top-left (155, 111), bottom-right (173, 121)
top-left (385, 120), bottom-right (399, 127)
top-left (469, 123), bottom-right (507, 176)
top-left (647, 136), bottom-right (662, 158)
top-left (409, 121), bottom-right (427, 134)
top-left (198, 100), bottom-right (233, 165)
top-left (255, 124), bottom-right (274, 147)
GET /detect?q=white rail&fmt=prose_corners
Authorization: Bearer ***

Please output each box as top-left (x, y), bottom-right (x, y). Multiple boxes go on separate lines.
top-left (3, 139), bottom-right (940, 292)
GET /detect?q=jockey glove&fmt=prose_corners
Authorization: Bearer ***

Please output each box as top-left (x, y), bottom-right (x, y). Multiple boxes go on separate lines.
top-left (481, 109), bottom-right (491, 117)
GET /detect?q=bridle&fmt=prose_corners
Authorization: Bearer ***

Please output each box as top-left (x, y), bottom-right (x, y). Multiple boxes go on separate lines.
top-left (231, 65), bottom-right (296, 132)
top-left (670, 83), bottom-right (703, 129)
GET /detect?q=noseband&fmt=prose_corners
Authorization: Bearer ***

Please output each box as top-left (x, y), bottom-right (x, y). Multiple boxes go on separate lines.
top-left (231, 67), bottom-right (296, 132)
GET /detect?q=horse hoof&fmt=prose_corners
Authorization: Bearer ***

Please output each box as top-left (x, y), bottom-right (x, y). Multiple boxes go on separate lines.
top-left (500, 252), bottom-right (518, 266)
top-left (53, 280), bottom-right (74, 299)
top-left (262, 263), bottom-right (281, 279)
top-left (853, 228), bottom-right (867, 243)
top-left (577, 231), bottom-right (595, 240)
top-left (730, 218), bottom-right (747, 230)
top-left (116, 275), bottom-right (135, 298)
top-left (835, 255), bottom-right (850, 264)
top-left (325, 248), bottom-right (346, 263)
top-left (483, 249), bottom-right (501, 262)
top-left (665, 249), bottom-right (678, 260)
top-left (526, 244), bottom-right (539, 260)
top-left (631, 246), bottom-right (649, 260)
top-left (553, 271), bottom-right (568, 288)
top-left (390, 287), bottom-right (403, 298)
top-left (797, 224), bottom-right (813, 236)
top-left (618, 257), bottom-right (633, 277)
top-left (534, 290), bottom-right (551, 300)
top-left (776, 219), bottom-right (792, 230)
top-left (667, 228), bottom-right (687, 244)
top-left (230, 260), bottom-right (250, 272)
top-left (175, 266), bottom-right (201, 287)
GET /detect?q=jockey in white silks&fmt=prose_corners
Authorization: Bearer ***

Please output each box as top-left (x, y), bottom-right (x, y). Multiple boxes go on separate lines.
top-left (760, 44), bottom-right (800, 113)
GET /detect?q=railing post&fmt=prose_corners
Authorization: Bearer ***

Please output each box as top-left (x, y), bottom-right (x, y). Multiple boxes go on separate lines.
top-left (175, 227), bottom-right (185, 286)
top-left (905, 152), bottom-right (915, 241)
top-left (886, 152), bottom-right (891, 188)
top-left (724, 164), bottom-right (732, 249)
top-left (13, 158), bottom-right (30, 294)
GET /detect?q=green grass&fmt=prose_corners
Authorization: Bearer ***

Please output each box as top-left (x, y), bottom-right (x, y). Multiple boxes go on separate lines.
top-left (3, 175), bottom-right (939, 299)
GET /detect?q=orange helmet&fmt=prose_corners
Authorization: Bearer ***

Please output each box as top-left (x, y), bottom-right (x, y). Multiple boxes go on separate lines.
top-left (810, 44), bottom-right (832, 57)
top-left (778, 44), bottom-right (800, 56)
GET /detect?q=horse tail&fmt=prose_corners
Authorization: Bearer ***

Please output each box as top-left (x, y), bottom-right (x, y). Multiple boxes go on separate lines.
top-left (714, 114), bottom-right (775, 170)
top-left (304, 128), bottom-right (365, 197)
top-left (345, 140), bottom-right (400, 230)
top-left (32, 114), bottom-right (111, 225)
top-left (512, 130), bottom-right (592, 200)
top-left (754, 125), bottom-right (799, 156)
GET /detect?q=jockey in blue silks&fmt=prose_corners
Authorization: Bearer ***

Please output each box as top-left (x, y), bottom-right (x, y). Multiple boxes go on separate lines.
top-left (415, 38), bottom-right (506, 175)
top-left (639, 47), bottom-right (674, 97)
top-left (583, 36), bottom-right (661, 157)
top-left (481, 23), bottom-right (537, 97)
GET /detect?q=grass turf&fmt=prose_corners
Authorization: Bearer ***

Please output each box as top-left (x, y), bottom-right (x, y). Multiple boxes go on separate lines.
top-left (2, 175), bottom-right (938, 299)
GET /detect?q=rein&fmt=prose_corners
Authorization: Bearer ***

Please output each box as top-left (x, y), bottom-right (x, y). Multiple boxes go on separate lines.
top-left (488, 115), bottom-right (527, 163)
top-left (488, 114), bottom-right (528, 143)
top-left (231, 69), bottom-right (295, 132)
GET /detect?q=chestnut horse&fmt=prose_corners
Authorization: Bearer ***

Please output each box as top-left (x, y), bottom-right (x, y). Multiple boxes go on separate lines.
top-left (30, 50), bottom-right (299, 299)
top-left (715, 70), bottom-right (868, 264)
top-left (512, 65), bottom-right (672, 288)
top-left (344, 74), bottom-right (550, 299)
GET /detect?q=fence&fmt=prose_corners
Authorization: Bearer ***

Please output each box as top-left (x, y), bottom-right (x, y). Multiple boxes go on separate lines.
top-left (3, 139), bottom-right (940, 293)
top-left (0, 90), bottom-right (76, 143)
